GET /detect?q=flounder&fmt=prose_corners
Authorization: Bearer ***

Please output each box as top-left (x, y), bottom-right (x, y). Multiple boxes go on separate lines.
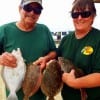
top-left (22, 63), bottom-right (42, 100)
top-left (58, 57), bottom-right (84, 77)
top-left (58, 57), bottom-right (87, 100)
top-left (41, 59), bottom-right (63, 100)
top-left (3, 48), bottom-right (26, 100)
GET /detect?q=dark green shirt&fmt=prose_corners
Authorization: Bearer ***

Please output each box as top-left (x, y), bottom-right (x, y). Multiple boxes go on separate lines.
top-left (58, 28), bottom-right (100, 100)
top-left (0, 22), bottom-right (56, 100)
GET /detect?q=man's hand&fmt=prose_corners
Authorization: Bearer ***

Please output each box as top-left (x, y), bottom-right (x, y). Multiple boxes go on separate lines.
top-left (33, 57), bottom-right (47, 70)
top-left (0, 52), bottom-right (17, 68)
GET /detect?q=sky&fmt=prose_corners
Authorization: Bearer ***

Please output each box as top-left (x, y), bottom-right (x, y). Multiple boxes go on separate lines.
top-left (0, 0), bottom-right (100, 32)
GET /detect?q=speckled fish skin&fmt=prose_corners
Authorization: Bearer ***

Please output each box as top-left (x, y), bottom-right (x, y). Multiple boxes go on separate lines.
top-left (58, 57), bottom-right (87, 100)
top-left (22, 63), bottom-right (42, 100)
top-left (3, 48), bottom-right (26, 100)
top-left (41, 59), bottom-right (63, 100)
top-left (58, 57), bottom-right (84, 77)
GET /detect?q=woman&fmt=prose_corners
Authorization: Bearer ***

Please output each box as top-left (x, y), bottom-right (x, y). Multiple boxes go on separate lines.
top-left (58, 0), bottom-right (100, 100)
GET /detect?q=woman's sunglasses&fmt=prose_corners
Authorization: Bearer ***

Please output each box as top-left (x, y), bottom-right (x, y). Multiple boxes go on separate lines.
top-left (71, 11), bottom-right (91, 18)
top-left (23, 5), bottom-right (42, 14)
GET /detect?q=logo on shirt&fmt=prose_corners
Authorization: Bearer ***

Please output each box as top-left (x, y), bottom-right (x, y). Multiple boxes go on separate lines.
top-left (81, 46), bottom-right (93, 55)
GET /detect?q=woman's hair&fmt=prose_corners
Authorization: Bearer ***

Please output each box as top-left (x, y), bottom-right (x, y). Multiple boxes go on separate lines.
top-left (71, 0), bottom-right (96, 15)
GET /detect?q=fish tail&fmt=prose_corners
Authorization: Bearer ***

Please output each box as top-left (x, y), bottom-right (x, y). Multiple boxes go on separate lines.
top-left (80, 88), bottom-right (87, 100)
top-left (7, 92), bottom-right (18, 100)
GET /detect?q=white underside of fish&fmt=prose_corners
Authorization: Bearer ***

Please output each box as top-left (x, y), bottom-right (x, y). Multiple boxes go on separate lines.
top-left (0, 66), bottom-right (6, 100)
top-left (3, 48), bottom-right (26, 100)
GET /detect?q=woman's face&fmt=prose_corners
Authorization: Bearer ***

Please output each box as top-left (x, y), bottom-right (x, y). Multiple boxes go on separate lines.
top-left (72, 9), bottom-right (95, 32)
top-left (19, 3), bottom-right (42, 25)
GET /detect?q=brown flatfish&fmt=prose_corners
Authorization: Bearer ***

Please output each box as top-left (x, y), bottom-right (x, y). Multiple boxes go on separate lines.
top-left (22, 63), bottom-right (42, 100)
top-left (41, 59), bottom-right (63, 100)
top-left (58, 57), bottom-right (87, 100)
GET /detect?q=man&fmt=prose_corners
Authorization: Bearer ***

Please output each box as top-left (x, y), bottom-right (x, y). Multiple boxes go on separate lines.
top-left (0, 0), bottom-right (57, 99)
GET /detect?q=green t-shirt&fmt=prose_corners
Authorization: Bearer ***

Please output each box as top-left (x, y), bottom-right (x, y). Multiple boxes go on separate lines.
top-left (58, 27), bottom-right (100, 100)
top-left (0, 22), bottom-right (56, 100)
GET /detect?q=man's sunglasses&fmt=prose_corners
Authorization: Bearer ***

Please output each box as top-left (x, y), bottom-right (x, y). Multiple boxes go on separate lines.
top-left (71, 11), bottom-right (91, 18)
top-left (23, 5), bottom-right (42, 14)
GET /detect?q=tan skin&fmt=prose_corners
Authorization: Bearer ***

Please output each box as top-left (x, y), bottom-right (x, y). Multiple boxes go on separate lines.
top-left (0, 3), bottom-right (57, 69)
top-left (62, 9), bottom-right (100, 89)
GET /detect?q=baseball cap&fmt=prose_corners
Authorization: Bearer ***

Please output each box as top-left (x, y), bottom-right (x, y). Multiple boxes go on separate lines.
top-left (21, 0), bottom-right (43, 8)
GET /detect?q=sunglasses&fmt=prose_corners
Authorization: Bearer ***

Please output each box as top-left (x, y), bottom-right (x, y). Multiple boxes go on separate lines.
top-left (71, 11), bottom-right (91, 18)
top-left (23, 5), bottom-right (42, 14)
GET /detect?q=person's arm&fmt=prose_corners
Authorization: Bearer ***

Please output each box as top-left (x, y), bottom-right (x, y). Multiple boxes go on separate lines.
top-left (33, 51), bottom-right (57, 70)
top-left (62, 69), bottom-right (100, 89)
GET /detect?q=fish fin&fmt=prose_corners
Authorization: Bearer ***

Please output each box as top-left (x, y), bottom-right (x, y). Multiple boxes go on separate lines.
top-left (7, 92), bottom-right (18, 100)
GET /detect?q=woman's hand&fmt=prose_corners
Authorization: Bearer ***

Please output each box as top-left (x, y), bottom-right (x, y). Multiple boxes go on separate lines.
top-left (62, 69), bottom-right (77, 88)
top-left (0, 52), bottom-right (17, 68)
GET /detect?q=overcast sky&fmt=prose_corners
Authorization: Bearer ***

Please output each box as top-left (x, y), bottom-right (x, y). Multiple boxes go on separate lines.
top-left (0, 0), bottom-right (100, 32)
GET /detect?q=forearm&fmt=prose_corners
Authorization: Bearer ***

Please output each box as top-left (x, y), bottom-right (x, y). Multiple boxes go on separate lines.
top-left (72, 73), bottom-right (100, 89)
